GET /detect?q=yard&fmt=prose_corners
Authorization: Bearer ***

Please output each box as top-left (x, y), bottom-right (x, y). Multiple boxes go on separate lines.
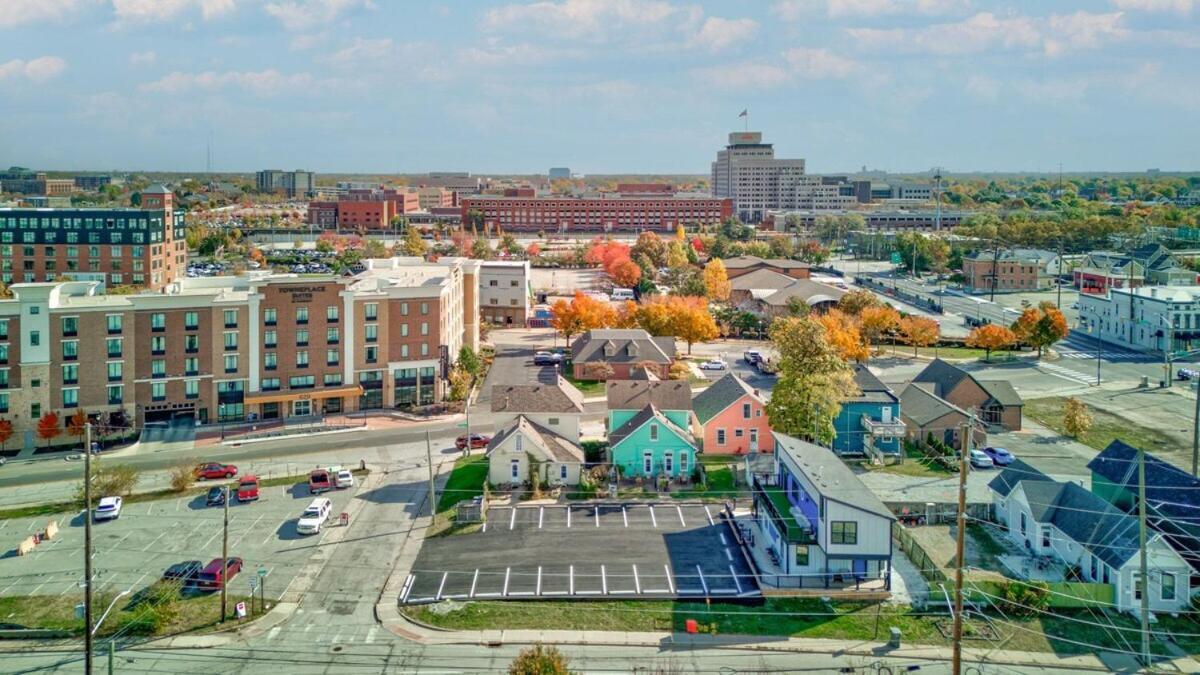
top-left (868, 456), bottom-right (956, 479)
top-left (559, 370), bottom-right (606, 396)
top-left (904, 523), bottom-right (1009, 582)
top-left (431, 454), bottom-right (489, 534)
top-left (1024, 396), bottom-right (1176, 453)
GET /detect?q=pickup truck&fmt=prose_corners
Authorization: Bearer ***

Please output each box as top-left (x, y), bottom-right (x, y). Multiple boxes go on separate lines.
top-left (308, 468), bottom-right (333, 494)
top-left (755, 357), bottom-right (778, 375)
top-left (743, 350), bottom-right (764, 364)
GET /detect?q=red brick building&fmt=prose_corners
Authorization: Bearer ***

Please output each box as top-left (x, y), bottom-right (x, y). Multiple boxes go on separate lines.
top-left (459, 194), bottom-right (732, 233)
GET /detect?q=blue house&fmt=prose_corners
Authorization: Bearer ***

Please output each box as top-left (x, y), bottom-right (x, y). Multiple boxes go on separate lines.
top-left (832, 365), bottom-right (904, 457)
top-left (606, 380), bottom-right (697, 479)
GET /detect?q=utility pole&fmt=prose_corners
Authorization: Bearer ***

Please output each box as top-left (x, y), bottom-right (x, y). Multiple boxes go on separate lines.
top-left (426, 430), bottom-right (437, 517)
top-left (1138, 442), bottom-right (1151, 668)
top-left (990, 246), bottom-right (1001, 303)
top-left (1193, 382), bottom-right (1200, 476)
top-left (1056, 240), bottom-right (1064, 310)
top-left (934, 168), bottom-right (943, 233)
top-left (220, 483), bottom-right (229, 623)
top-left (84, 423), bottom-right (94, 675)
top-left (951, 413), bottom-right (973, 675)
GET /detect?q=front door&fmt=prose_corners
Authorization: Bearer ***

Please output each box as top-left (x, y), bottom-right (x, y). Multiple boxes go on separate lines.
top-left (292, 399), bottom-right (312, 417)
top-left (664, 452), bottom-right (674, 476)
top-left (643, 452), bottom-right (653, 476)
top-left (749, 428), bottom-right (759, 452)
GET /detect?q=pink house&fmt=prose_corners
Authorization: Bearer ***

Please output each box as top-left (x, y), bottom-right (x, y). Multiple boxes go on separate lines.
top-left (690, 373), bottom-right (774, 455)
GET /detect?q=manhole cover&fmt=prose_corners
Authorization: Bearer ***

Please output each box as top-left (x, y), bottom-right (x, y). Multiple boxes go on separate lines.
top-left (330, 645), bottom-right (344, 654)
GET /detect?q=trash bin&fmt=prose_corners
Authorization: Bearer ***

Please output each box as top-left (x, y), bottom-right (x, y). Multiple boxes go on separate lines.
top-left (889, 627), bottom-right (902, 648)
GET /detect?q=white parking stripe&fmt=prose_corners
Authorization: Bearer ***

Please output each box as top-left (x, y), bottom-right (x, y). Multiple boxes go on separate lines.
top-left (538, 507), bottom-right (544, 529)
top-left (724, 549), bottom-right (733, 561)
top-left (125, 572), bottom-right (149, 594)
top-left (536, 566), bottom-right (542, 595)
top-left (503, 567), bottom-right (511, 596)
top-left (231, 513), bottom-right (267, 549)
top-left (569, 565), bottom-right (575, 595)
top-left (400, 575), bottom-right (414, 603)
top-left (469, 569), bottom-right (479, 598)
top-left (632, 564), bottom-right (641, 594)
top-left (566, 507), bottom-right (571, 528)
top-left (594, 507), bottom-right (599, 527)
top-left (436, 572), bottom-right (448, 601)
top-left (109, 531), bottom-right (134, 554)
top-left (649, 506), bottom-right (657, 528)
top-left (664, 564), bottom-right (675, 594)
top-left (696, 565), bottom-right (709, 595)
top-left (141, 530), bottom-right (168, 552)
top-left (676, 505), bottom-right (685, 527)
top-left (509, 508), bottom-right (516, 531)
top-left (705, 506), bottom-right (714, 525)
top-left (719, 532), bottom-right (727, 546)
top-left (622, 506), bottom-right (628, 528)
top-left (730, 565), bottom-right (743, 594)
top-left (601, 564), bottom-right (608, 595)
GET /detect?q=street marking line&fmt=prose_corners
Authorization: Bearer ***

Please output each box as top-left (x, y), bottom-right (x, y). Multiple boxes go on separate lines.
top-left (725, 549), bottom-right (733, 561)
top-left (0, 520), bottom-right (8, 531)
top-left (676, 505), bottom-right (685, 527)
top-left (730, 565), bottom-right (743, 595)
top-left (632, 565), bottom-right (641, 594)
top-left (594, 507), bottom-right (599, 528)
top-left (622, 506), bottom-right (628, 528)
top-left (141, 530), bottom-right (169, 553)
top-left (719, 532), bottom-right (727, 546)
top-left (538, 507), bottom-right (544, 529)
top-left (649, 506), bottom-right (657, 528)
top-left (705, 506), bottom-right (715, 525)
top-left (469, 569), bottom-right (479, 598)
top-left (473, 592), bottom-right (503, 599)
top-left (566, 507), bottom-right (571, 528)
top-left (601, 565), bottom-right (608, 595)
top-left (503, 567), bottom-right (511, 596)
top-left (400, 575), bottom-right (414, 603)
top-left (509, 508), bottom-right (516, 531)
top-left (569, 565), bottom-right (575, 595)
top-left (481, 521), bottom-right (487, 533)
top-left (436, 572), bottom-right (448, 601)
top-left (536, 566), bottom-right (542, 595)
top-left (696, 565), bottom-right (709, 596)
top-left (109, 531), bottom-right (134, 554)
top-left (664, 564), bottom-right (675, 594)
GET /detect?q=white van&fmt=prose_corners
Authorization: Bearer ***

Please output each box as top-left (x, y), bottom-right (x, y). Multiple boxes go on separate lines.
top-left (611, 288), bottom-right (635, 301)
top-left (297, 497), bottom-right (332, 535)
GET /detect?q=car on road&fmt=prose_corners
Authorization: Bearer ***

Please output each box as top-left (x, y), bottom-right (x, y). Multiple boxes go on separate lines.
top-left (195, 557), bottom-right (243, 590)
top-left (206, 486), bottom-right (227, 507)
top-left (236, 475), bottom-right (260, 502)
top-left (195, 462), bottom-right (238, 480)
top-left (456, 433), bottom-right (491, 450)
top-left (698, 359), bottom-right (726, 370)
top-left (162, 561), bottom-right (203, 585)
top-left (335, 468), bottom-right (355, 489)
top-left (982, 446), bottom-right (1014, 466)
top-left (743, 350), bottom-right (764, 364)
top-left (309, 468), bottom-right (333, 494)
top-left (532, 351), bottom-right (563, 366)
top-left (1069, 302), bottom-right (1079, 309)
top-left (94, 496), bottom-right (123, 522)
top-left (1178, 368), bottom-right (1199, 381)
top-left (297, 498), bottom-right (333, 535)
top-left (969, 448), bottom-right (995, 469)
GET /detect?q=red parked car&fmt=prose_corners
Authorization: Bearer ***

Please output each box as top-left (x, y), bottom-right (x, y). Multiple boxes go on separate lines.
top-left (195, 462), bottom-right (238, 480)
top-left (455, 433), bottom-right (491, 450)
top-left (194, 557), bottom-right (243, 590)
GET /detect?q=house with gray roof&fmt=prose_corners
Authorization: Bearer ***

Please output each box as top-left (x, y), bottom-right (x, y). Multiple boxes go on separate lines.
top-left (989, 468), bottom-right (1194, 612)
top-left (832, 364), bottom-right (904, 457)
top-left (722, 256), bottom-right (812, 280)
top-left (690, 373), bottom-right (773, 454)
top-left (750, 432), bottom-right (895, 591)
top-left (730, 271), bottom-right (846, 318)
top-left (485, 415), bottom-right (585, 488)
top-left (491, 376), bottom-right (586, 440)
top-left (570, 329), bottom-right (676, 381)
top-left (898, 383), bottom-right (986, 450)
top-left (911, 359), bottom-right (1022, 430)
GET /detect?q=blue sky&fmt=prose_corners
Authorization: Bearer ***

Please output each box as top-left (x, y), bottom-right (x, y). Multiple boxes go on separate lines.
top-left (1, 0), bottom-right (1198, 174)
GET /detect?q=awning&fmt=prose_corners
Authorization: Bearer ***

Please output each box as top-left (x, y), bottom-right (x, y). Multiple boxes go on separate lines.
top-left (246, 384), bottom-right (364, 405)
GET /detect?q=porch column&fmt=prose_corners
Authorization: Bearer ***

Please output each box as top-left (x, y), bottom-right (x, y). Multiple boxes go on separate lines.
top-left (885, 560), bottom-right (892, 591)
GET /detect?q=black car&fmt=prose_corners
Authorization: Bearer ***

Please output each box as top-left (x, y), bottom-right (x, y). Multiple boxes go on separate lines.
top-left (206, 486), bottom-right (227, 507)
top-left (162, 560), bottom-right (204, 585)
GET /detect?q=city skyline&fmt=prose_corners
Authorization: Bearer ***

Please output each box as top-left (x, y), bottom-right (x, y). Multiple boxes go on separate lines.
top-left (2, 0), bottom-right (1199, 174)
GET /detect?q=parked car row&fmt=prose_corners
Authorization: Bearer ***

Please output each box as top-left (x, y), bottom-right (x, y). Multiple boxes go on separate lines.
top-left (161, 557), bottom-right (243, 590)
top-left (308, 466), bottom-right (355, 494)
top-left (970, 446), bottom-right (1015, 469)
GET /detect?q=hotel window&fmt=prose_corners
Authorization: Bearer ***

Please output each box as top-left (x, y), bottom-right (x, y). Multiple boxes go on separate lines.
top-left (107, 362), bottom-right (122, 382)
top-left (264, 352), bottom-right (277, 370)
top-left (400, 302), bottom-right (409, 316)
top-left (151, 336), bottom-right (166, 354)
top-left (421, 302), bottom-right (429, 315)
top-left (185, 379), bottom-right (200, 399)
top-left (261, 378), bottom-right (281, 391)
top-left (107, 314), bottom-right (122, 333)
top-left (264, 308), bottom-right (277, 325)
top-left (296, 329), bottom-right (309, 346)
top-left (62, 388), bottom-right (78, 408)
top-left (106, 338), bottom-right (122, 358)
top-left (421, 322), bottom-right (429, 336)
top-left (264, 330), bottom-right (277, 348)
top-left (61, 317), bottom-right (78, 337)
top-left (296, 307), bottom-right (309, 324)
top-left (184, 311), bottom-right (199, 330)
top-left (401, 344), bottom-right (408, 358)
top-left (224, 332), bottom-right (238, 351)
top-left (0, 369), bottom-right (7, 389)
top-left (421, 343), bottom-right (429, 357)
top-left (365, 324), bottom-right (378, 343)
top-left (62, 339), bottom-right (78, 360)
top-left (326, 349), bottom-right (339, 366)
top-left (324, 373), bottom-right (342, 386)
top-left (366, 346), bottom-right (378, 363)
top-left (223, 309), bottom-right (237, 328)
top-left (151, 382), bottom-right (166, 401)
top-left (326, 328), bottom-right (339, 344)
top-left (151, 312), bottom-right (165, 331)
top-left (365, 303), bottom-right (378, 321)
top-left (224, 354), bottom-right (238, 373)
top-left (62, 364), bottom-right (78, 385)
top-left (326, 306), bottom-right (339, 323)
top-left (106, 385), bottom-right (122, 405)
top-left (152, 359), bottom-right (166, 377)
top-left (296, 350), bottom-right (309, 368)
top-left (400, 323), bottom-right (409, 337)
top-left (289, 375), bottom-right (315, 389)
top-left (185, 357), bottom-right (199, 376)
top-left (183, 334), bottom-right (198, 353)
top-left (0, 319), bottom-right (6, 339)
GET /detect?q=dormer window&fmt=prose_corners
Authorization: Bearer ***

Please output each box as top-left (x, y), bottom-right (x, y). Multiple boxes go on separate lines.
top-left (603, 341), bottom-right (616, 357)
top-left (627, 343), bottom-right (638, 357)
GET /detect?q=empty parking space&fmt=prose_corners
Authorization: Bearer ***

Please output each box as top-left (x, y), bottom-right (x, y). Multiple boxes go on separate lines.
top-left (404, 502), bottom-right (759, 604)
top-left (0, 483), bottom-right (358, 602)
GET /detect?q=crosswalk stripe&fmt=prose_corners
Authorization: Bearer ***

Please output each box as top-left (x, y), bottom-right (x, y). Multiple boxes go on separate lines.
top-left (1037, 362), bottom-right (1095, 385)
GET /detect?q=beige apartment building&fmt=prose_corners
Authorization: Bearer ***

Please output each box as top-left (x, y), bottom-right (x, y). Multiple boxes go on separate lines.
top-left (0, 257), bottom-right (480, 449)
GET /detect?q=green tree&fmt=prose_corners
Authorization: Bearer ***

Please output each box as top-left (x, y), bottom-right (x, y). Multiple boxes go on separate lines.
top-left (399, 227), bottom-right (428, 257)
top-left (457, 346), bottom-right (483, 377)
top-left (765, 316), bottom-right (859, 445)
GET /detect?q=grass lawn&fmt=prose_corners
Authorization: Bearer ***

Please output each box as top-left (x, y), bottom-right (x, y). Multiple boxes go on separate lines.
top-left (559, 371), bottom-right (606, 396)
top-left (670, 464), bottom-right (739, 501)
top-left (429, 454), bottom-right (489, 534)
top-left (868, 456), bottom-right (955, 478)
top-left (1024, 397), bottom-right (1176, 452)
top-left (873, 345), bottom-right (1019, 361)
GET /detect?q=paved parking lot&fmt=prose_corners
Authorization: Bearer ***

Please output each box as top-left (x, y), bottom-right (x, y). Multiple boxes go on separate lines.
top-left (0, 480), bottom-right (358, 602)
top-left (402, 502), bottom-right (759, 604)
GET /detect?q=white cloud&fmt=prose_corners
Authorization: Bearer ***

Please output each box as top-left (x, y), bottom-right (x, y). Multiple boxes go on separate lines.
top-left (0, 0), bottom-right (97, 27)
top-left (0, 56), bottom-right (68, 82)
top-left (691, 62), bottom-right (790, 90)
top-left (324, 37), bottom-right (395, 65)
top-left (111, 0), bottom-right (236, 23)
top-left (1112, 0), bottom-right (1196, 12)
top-left (129, 50), bottom-right (156, 65)
top-left (457, 42), bottom-right (566, 67)
top-left (139, 69), bottom-right (316, 96)
top-left (263, 0), bottom-right (373, 31)
top-left (848, 11), bottom-right (1126, 56)
top-left (772, 0), bottom-right (969, 20)
top-left (687, 16), bottom-right (759, 52)
top-left (782, 47), bottom-right (861, 78)
top-left (483, 0), bottom-right (696, 41)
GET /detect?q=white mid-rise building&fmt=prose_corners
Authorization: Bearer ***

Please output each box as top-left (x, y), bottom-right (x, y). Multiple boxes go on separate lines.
top-left (712, 131), bottom-right (808, 222)
top-left (1078, 285), bottom-right (1200, 355)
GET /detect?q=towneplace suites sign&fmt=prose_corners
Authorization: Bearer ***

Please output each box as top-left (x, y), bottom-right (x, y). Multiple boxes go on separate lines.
top-left (278, 285), bottom-right (327, 303)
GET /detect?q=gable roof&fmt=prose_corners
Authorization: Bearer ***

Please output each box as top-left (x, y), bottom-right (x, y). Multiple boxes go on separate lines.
top-left (848, 364), bottom-right (898, 404)
top-left (608, 404), bottom-right (696, 450)
top-left (628, 365), bottom-right (661, 381)
top-left (722, 255), bottom-right (810, 270)
top-left (606, 380), bottom-right (693, 412)
top-left (898, 383), bottom-right (968, 426)
top-left (571, 329), bottom-right (676, 365)
top-left (1014, 479), bottom-right (1143, 569)
top-left (485, 415), bottom-right (584, 463)
top-left (760, 279), bottom-right (846, 307)
top-left (691, 373), bottom-right (760, 424)
top-left (1087, 440), bottom-right (1200, 522)
top-left (729, 268), bottom-right (798, 291)
top-left (773, 432), bottom-right (893, 520)
top-left (988, 458), bottom-right (1053, 498)
top-left (978, 380), bottom-right (1023, 407)
top-left (491, 376), bottom-right (585, 414)
top-left (911, 358), bottom-right (971, 398)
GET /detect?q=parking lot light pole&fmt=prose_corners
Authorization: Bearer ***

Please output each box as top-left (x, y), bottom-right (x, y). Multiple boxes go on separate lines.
top-left (220, 485), bottom-right (229, 623)
top-left (84, 422), bottom-right (94, 675)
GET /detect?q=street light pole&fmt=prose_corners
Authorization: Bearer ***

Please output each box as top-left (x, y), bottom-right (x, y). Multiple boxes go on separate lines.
top-left (84, 422), bottom-right (94, 675)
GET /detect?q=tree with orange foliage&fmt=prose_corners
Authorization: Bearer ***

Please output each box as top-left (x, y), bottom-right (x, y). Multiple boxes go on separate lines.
top-left (610, 259), bottom-right (642, 288)
top-left (614, 300), bottom-right (639, 328)
top-left (837, 289), bottom-right (880, 316)
top-left (1011, 302), bottom-right (1068, 357)
top-left (965, 323), bottom-right (1017, 361)
top-left (550, 291), bottom-right (616, 344)
top-left (0, 418), bottom-right (11, 451)
top-left (635, 295), bottom-right (676, 336)
top-left (814, 309), bottom-right (869, 362)
top-left (669, 296), bottom-right (719, 354)
top-left (525, 242), bottom-right (541, 258)
top-left (900, 316), bottom-right (941, 357)
top-left (67, 410), bottom-right (88, 448)
top-left (37, 412), bottom-right (61, 449)
top-left (858, 305), bottom-right (901, 350)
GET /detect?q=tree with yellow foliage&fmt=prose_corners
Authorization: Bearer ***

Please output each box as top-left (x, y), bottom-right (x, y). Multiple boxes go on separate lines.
top-left (550, 291), bottom-right (616, 343)
top-left (858, 305), bottom-right (901, 350)
top-left (814, 309), bottom-right (869, 362)
top-left (670, 296), bottom-right (719, 354)
top-left (702, 259), bottom-right (731, 302)
top-left (900, 316), bottom-right (940, 357)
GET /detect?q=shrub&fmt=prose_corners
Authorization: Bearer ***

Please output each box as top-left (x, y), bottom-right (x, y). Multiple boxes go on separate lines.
top-left (997, 580), bottom-right (1050, 617)
top-left (168, 461), bottom-right (197, 493)
top-left (580, 440), bottom-right (608, 463)
top-left (77, 463), bottom-right (139, 503)
top-left (509, 644), bottom-right (573, 675)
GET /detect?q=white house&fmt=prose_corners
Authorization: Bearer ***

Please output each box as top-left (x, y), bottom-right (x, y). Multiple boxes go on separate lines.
top-left (989, 461), bottom-right (1194, 612)
top-left (491, 376), bottom-right (586, 441)
top-left (751, 432), bottom-right (895, 589)
top-left (485, 415), bottom-right (585, 488)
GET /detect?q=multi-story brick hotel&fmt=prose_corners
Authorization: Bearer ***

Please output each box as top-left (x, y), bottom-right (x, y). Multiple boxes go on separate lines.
top-left (0, 185), bottom-right (185, 291)
top-left (0, 257), bottom-right (481, 449)
top-left (459, 185), bottom-right (733, 233)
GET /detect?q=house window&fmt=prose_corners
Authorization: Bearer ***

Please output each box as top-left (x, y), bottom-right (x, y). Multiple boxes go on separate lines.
top-left (795, 546), bottom-right (809, 566)
top-left (735, 429), bottom-right (744, 438)
top-left (830, 521), bottom-right (858, 545)
top-left (1134, 574), bottom-right (1143, 601)
top-left (1041, 529), bottom-right (1050, 548)
top-left (515, 435), bottom-right (523, 452)
top-left (560, 464), bottom-right (568, 480)
top-left (1162, 572), bottom-right (1176, 601)
top-left (643, 452), bottom-right (653, 475)
top-left (717, 429), bottom-right (726, 444)
top-left (680, 452), bottom-right (689, 475)
top-left (548, 417), bottom-right (559, 426)
top-left (649, 424), bottom-right (658, 441)
top-left (1019, 512), bottom-right (1027, 536)
top-left (511, 459), bottom-right (520, 480)
top-left (743, 402), bottom-right (751, 419)
top-left (664, 452), bottom-right (674, 474)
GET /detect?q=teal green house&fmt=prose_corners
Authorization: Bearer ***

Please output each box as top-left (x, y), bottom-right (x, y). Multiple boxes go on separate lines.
top-left (606, 381), bottom-right (697, 479)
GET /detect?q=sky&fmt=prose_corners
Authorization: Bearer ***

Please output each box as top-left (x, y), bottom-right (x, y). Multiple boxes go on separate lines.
top-left (1, 0), bottom-right (1198, 175)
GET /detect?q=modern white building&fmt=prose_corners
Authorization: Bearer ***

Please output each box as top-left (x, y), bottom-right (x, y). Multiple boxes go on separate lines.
top-left (478, 260), bottom-right (531, 326)
top-left (712, 132), bottom-right (818, 222)
top-left (1077, 285), bottom-right (1200, 355)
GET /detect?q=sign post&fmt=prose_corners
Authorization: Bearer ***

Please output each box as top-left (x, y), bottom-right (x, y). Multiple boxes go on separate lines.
top-left (258, 567), bottom-right (268, 613)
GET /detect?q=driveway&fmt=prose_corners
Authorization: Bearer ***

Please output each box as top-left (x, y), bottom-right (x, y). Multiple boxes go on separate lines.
top-left (477, 343), bottom-right (559, 406)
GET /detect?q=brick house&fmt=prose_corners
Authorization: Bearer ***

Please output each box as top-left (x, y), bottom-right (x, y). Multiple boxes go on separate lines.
top-left (570, 329), bottom-right (675, 381)
top-left (910, 359), bottom-right (1022, 430)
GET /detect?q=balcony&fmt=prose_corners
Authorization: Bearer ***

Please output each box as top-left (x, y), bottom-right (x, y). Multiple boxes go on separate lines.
top-left (860, 414), bottom-right (907, 437)
top-left (752, 476), bottom-right (816, 545)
